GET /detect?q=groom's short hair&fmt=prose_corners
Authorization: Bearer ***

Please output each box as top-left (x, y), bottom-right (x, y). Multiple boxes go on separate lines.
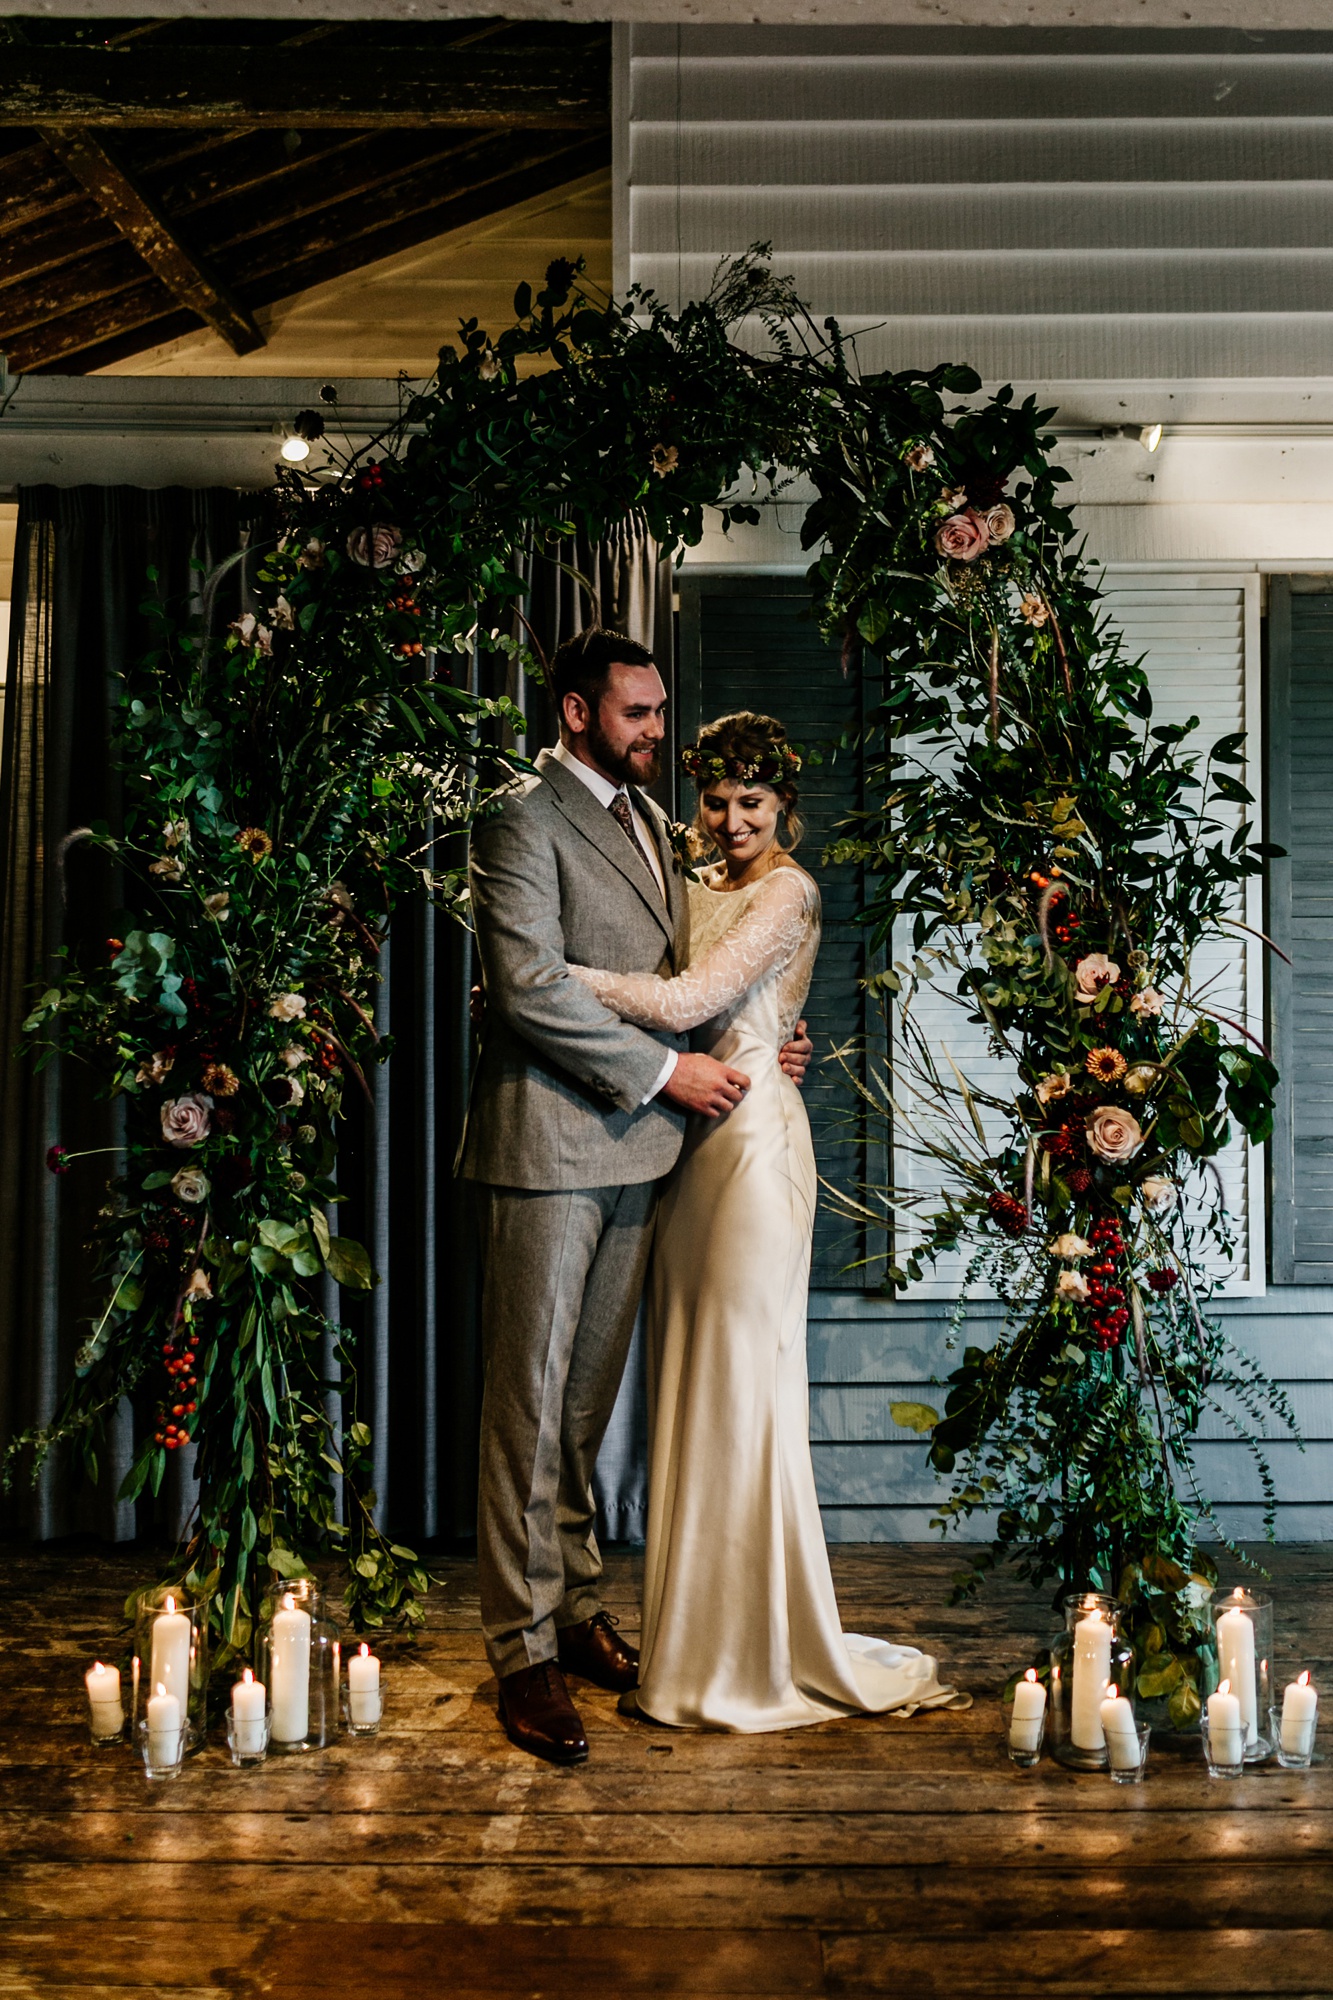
top-left (550, 627), bottom-right (655, 715)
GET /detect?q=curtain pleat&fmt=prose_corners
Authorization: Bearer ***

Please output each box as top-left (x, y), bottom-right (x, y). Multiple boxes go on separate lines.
top-left (0, 491), bottom-right (670, 1552)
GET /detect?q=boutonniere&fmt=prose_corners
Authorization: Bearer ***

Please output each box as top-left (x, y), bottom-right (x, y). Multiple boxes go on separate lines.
top-left (666, 820), bottom-right (705, 883)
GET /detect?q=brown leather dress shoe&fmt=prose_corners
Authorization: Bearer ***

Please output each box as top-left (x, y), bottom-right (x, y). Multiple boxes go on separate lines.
top-left (497, 1659), bottom-right (589, 1766)
top-left (557, 1610), bottom-right (640, 1694)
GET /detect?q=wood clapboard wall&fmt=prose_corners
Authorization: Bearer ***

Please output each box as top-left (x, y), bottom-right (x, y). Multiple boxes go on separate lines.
top-left (620, 22), bottom-right (1333, 382)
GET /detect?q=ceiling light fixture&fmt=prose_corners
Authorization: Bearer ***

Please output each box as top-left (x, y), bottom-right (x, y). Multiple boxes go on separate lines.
top-left (280, 434), bottom-right (311, 463)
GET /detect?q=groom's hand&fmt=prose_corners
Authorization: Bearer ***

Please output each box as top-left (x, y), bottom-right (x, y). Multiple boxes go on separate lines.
top-left (779, 1020), bottom-right (813, 1088)
top-left (662, 1052), bottom-right (751, 1119)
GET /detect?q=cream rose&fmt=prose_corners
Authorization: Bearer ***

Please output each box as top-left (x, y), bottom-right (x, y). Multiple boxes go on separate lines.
top-left (1140, 1176), bottom-right (1177, 1212)
top-left (1086, 1104), bottom-right (1143, 1164)
top-left (983, 503), bottom-right (1016, 543)
top-left (934, 510), bottom-right (991, 563)
top-left (171, 1167), bottom-right (210, 1204)
top-left (347, 523), bottom-right (403, 569)
top-left (160, 1093), bottom-right (212, 1149)
top-left (1131, 987), bottom-right (1164, 1017)
top-left (1056, 1269), bottom-right (1090, 1303)
top-left (1050, 1234), bottom-right (1092, 1260)
top-left (1124, 1064), bottom-right (1157, 1097)
top-left (1073, 953), bottom-right (1121, 1005)
top-left (137, 1049), bottom-right (174, 1086)
top-left (269, 992), bottom-right (307, 1022)
top-left (281, 1042), bottom-right (309, 1070)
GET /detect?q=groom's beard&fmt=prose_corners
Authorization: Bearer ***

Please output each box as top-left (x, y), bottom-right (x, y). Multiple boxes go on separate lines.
top-left (586, 717), bottom-right (662, 791)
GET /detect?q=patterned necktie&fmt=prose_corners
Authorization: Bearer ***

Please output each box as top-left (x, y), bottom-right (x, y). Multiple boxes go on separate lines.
top-left (608, 791), bottom-right (660, 894)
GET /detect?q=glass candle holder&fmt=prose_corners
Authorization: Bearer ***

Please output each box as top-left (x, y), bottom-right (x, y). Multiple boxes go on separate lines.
top-left (136, 1711), bottom-right (186, 1782)
top-left (1211, 1588), bottom-right (1274, 1761)
top-left (1201, 1710), bottom-right (1245, 1780)
top-left (258, 1587), bottom-right (336, 1753)
top-left (1048, 1593), bottom-right (1134, 1771)
top-left (1271, 1689), bottom-right (1318, 1771)
top-left (1108, 1723), bottom-right (1152, 1786)
top-left (343, 1646), bottom-right (384, 1738)
top-left (132, 1584), bottom-right (208, 1751)
top-left (225, 1708), bottom-right (272, 1767)
top-left (84, 1661), bottom-right (126, 1746)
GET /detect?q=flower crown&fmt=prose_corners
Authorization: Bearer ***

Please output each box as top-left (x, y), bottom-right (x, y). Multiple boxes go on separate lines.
top-left (680, 741), bottom-right (803, 787)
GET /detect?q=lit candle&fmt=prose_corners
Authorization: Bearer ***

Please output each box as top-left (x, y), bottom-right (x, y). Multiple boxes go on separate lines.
top-left (1281, 1672), bottom-right (1318, 1759)
top-left (348, 1641), bottom-right (382, 1726)
top-left (84, 1661), bottom-right (124, 1739)
top-left (146, 1683), bottom-right (182, 1766)
top-left (1216, 1591), bottom-right (1258, 1748)
top-left (1071, 1605), bottom-right (1113, 1751)
top-left (1207, 1678), bottom-right (1244, 1766)
top-left (1098, 1683), bottom-right (1139, 1771)
top-left (1009, 1668), bottom-right (1046, 1754)
top-left (269, 1594), bottom-right (311, 1744)
top-left (231, 1668), bottom-right (267, 1755)
top-left (149, 1595), bottom-right (192, 1707)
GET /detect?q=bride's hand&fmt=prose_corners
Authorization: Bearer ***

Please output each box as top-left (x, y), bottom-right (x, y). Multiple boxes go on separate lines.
top-left (778, 1020), bottom-right (812, 1088)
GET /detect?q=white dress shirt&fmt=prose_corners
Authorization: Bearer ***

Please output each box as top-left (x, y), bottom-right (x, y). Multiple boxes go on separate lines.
top-left (551, 739), bottom-right (677, 1103)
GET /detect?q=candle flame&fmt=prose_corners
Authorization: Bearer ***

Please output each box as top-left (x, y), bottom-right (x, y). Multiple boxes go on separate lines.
top-left (1218, 1678), bottom-right (1231, 1695)
top-left (1024, 1668), bottom-right (1038, 1683)
top-left (94, 1661), bottom-right (104, 1672)
top-left (1051, 1665), bottom-right (1061, 1681)
top-left (242, 1668), bottom-right (254, 1685)
top-left (155, 1682), bottom-right (166, 1697)
top-left (1085, 1608), bottom-right (1104, 1624)
top-left (1232, 1586), bottom-right (1243, 1600)
top-left (359, 1642), bottom-right (370, 1658)
top-left (164, 1595), bottom-right (175, 1614)
top-left (1107, 1684), bottom-right (1118, 1701)
top-left (283, 1593), bottom-right (295, 1610)
top-left (1299, 1670), bottom-right (1311, 1687)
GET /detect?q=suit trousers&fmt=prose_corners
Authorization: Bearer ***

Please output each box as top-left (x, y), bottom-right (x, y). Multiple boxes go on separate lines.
top-left (475, 1179), bottom-right (659, 1677)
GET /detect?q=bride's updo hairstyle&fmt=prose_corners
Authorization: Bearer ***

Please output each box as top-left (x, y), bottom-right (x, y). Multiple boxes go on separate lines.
top-left (680, 710), bottom-right (804, 851)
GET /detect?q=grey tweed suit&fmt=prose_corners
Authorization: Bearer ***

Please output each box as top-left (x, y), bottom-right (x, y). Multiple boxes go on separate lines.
top-left (459, 748), bottom-right (690, 1675)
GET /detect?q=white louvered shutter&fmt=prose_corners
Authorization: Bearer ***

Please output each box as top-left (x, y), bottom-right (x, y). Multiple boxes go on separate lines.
top-left (895, 572), bottom-right (1265, 1298)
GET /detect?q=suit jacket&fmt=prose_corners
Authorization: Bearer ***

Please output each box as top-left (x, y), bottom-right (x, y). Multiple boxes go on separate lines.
top-left (457, 748), bottom-right (692, 1190)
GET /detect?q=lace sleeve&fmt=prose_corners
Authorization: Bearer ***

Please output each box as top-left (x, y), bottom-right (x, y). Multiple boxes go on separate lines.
top-left (569, 869), bottom-right (816, 1033)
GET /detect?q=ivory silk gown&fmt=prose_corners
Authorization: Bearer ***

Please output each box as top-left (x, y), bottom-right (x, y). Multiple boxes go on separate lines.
top-left (576, 863), bottom-right (965, 1733)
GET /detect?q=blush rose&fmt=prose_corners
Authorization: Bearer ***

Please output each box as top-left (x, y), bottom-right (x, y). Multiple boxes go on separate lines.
top-left (934, 510), bottom-right (991, 563)
top-left (160, 1093), bottom-right (212, 1149)
top-left (1086, 1104), bottom-right (1144, 1164)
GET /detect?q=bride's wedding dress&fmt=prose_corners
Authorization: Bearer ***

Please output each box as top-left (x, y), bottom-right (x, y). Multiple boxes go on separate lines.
top-left (574, 863), bottom-right (965, 1732)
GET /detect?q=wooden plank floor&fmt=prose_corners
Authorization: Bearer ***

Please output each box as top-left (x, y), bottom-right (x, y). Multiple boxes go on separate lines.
top-left (1, 1541), bottom-right (1330, 1999)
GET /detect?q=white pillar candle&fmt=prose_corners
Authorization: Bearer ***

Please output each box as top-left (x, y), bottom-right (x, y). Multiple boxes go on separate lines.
top-left (85, 1662), bottom-right (124, 1738)
top-left (1216, 1594), bottom-right (1258, 1747)
top-left (1281, 1672), bottom-right (1319, 1758)
top-left (1071, 1607), bottom-right (1113, 1751)
top-left (1098, 1684), bottom-right (1139, 1771)
top-left (269, 1595), bottom-right (311, 1744)
top-left (1207, 1680), bottom-right (1245, 1766)
top-left (231, 1668), bottom-right (267, 1755)
top-left (149, 1597), bottom-right (192, 1707)
top-left (1009, 1669), bottom-right (1046, 1754)
top-left (347, 1642), bottom-right (382, 1726)
top-left (146, 1684), bottom-right (182, 1766)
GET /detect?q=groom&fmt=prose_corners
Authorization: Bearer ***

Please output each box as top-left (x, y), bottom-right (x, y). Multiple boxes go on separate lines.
top-left (459, 626), bottom-right (809, 1764)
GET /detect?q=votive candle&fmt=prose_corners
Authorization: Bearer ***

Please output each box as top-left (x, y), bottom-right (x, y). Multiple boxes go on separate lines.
top-left (1281, 1672), bottom-right (1318, 1759)
top-left (85, 1661), bottom-right (124, 1740)
top-left (231, 1668), bottom-right (267, 1755)
top-left (347, 1642), bottom-right (382, 1726)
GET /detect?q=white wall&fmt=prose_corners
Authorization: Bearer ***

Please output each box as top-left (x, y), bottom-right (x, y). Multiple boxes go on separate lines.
top-left (619, 21), bottom-right (1333, 1540)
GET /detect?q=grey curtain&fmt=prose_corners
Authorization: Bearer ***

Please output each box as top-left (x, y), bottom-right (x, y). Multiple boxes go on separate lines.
top-left (0, 492), bottom-right (671, 1551)
top-left (0, 486), bottom-right (247, 1540)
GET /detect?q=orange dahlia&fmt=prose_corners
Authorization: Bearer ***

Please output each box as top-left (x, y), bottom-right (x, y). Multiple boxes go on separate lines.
top-left (1085, 1046), bottom-right (1128, 1085)
top-left (201, 1062), bottom-right (239, 1098)
top-left (236, 826), bottom-right (273, 861)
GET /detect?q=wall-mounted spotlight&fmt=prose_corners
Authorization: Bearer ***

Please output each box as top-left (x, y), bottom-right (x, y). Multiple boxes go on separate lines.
top-left (275, 408), bottom-right (327, 465)
top-left (1138, 423), bottom-right (1163, 454)
top-left (1099, 423), bottom-right (1165, 452)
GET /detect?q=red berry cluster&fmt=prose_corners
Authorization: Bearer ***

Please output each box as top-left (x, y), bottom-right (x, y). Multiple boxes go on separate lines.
top-left (987, 1191), bottom-right (1030, 1237)
top-left (1066, 1165), bottom-right (1093, 1195)
top-left (1044, 1119), bottom-right (1085, 1164)
top-left (143, 1204), bottom-right (192, 1260)
top-left (357, 462), bottom-right (386, 493)
top-left (1146, 1265), bottom-right (1179, 1295)
top-left (1051, 908), bottom-right (1081, 949)
top-left (1087, 1216), bottom-right (1128, 1349)
top-left (310, 1031), bottom-right (341, 1077)
top-left (154, 1327), bottom-right (199, 1450)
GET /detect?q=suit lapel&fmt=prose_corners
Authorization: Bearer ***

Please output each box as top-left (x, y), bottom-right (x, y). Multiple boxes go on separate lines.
top-left (641, 797), bottom-right (690, 971)
top-left (538, 751), bottom-right (675, 949)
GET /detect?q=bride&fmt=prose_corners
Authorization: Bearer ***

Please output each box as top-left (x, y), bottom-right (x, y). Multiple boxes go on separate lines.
top-left (571, 710), bottom-right (965, 1732)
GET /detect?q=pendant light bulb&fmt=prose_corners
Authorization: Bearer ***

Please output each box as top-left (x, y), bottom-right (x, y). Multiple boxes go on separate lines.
top-left (280, 435), bottom-right (311, 464)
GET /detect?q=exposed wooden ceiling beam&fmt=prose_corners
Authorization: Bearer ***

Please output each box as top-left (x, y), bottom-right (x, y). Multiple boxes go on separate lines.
top-left (38, 128), bottom-right (265, 354)
top-left (0, 44), bottom-right (608, 130)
